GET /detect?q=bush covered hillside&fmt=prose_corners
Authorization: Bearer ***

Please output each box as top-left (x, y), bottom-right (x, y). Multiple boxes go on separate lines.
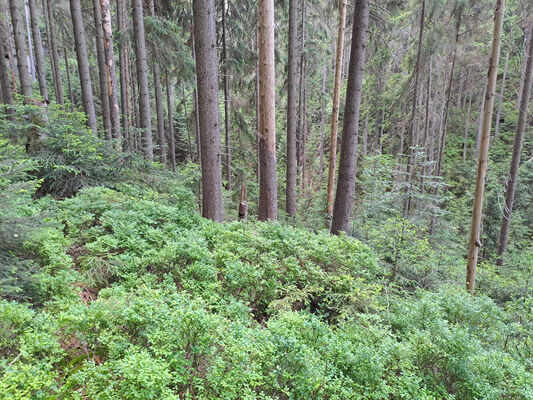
top-left (1, 106), bottom-right (532, 399)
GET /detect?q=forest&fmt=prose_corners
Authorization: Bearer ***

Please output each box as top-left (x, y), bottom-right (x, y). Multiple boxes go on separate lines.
top-left (0, 0), bottom-right (532, 398)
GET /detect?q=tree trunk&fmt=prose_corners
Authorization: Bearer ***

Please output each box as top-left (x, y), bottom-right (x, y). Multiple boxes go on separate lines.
top-left (8, 0), bottom-right (32, 97)
top-left (117, 0), bottom-right (130, 150)
top-left (318, 58), bottom-right (327, 184)
top-left (330, 0), bottom-right (369, 235)
top-left (27, 0), bottom-right (47, 101)
top-left (132, 0), bottom-right (153, 159)
top-left (69, 0), bottom-right (98, 134)
top-left (493, 52), bottom-right (508, 139)
top-left (166, 74), bottom-right (176, 172)
top-left (285, 0), bottom-right (297, 217)
top-left (257, 0), bottom-right (277, 221)
top-left (326, 0), bottom-right (347, 219)
top-left (43, 0), bottom-right (63, 104)
top-left (101, 0), bottom-right (121, 145)
top-left (466, 0), bottom-right (505, 294)
top-left (221, 0), bottom-right (231, 189)
top-left (0, 0), bottom-right (13, 108)
top-left (181, 83), bottom-right (194, 162)
top-left (403, 0), bottom-right (425, 217)
top-left (495, 24), bottom-right (532, 267)
top-left (92, 0), bottom-right (112, 139)
top-left (23, 0), bottom-right (35, 81)
top-left (463, 90), bottom-right (472, 161)
top-left (193, 0), bottom-right (223, 221)
top-left (238, 182), bottom-right (248, 220)
top-left (63, 44), bottom-right (74, 111)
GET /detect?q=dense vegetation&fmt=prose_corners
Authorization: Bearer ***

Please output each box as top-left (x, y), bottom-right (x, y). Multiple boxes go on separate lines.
top-left (0, 0), bottom-right (532, 398)
top-left (1, 104), bottom-right (532, 398)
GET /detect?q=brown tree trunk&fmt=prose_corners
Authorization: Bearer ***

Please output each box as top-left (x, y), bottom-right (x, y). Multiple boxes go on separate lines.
top-left (101, 0), bottom-right (121, 145)
top-left (43, 0), bottom-right (63, 104)
top-left (493, 52), bottom-right (508, 139)
top-left (403, 0), bottom-right (425, 217)
top-left (193, 0), bottom-right (223, 221)
top-left (238, 182), bottom-right (248, 220)
top-left (0, 0), bottom-right (13, 108)
top-left (69, 0), bottom-right (98, 134)
top-left (326, 0), bottom-right (347, 220)
top-left (318, 59), bottom-right (327, 184)
top-left (27, 0), bottom-right (47, 101)
top-left (166, 74), bottom-right (176, 172)
top-left (285, 0), bottom-right (298, 217)
top-left (330, 0), bottom-right (369, 235)
top-left (63, 44), bottom-right (74, 111)
top-left (463, 90), bottom-right (472, 161)
top-left (132, 0), bottom-right (153, 159)
top-left (466, 0), bottom-right (505, 294)
top-left (257, 0), bottom-right (277, 221)
top-left (117, 0), bottom-right (130, 150)
top-left (221, 0), bottom-right (231, 189)
top-left (495, 24), bottom-right (532, 267)
top-left (8, 0), bottom-right (32, 97)
top-left (92, 0), bottom-right (112, 139)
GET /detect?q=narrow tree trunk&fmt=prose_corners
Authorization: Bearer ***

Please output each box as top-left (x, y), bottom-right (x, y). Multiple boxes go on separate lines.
top-left (132, 0), bottom-right (153, 159)
top-left (43, 0), bottom-right (63, 104)
top-left (27, 0), bottom-right (47, 101)
top-left (362, 111), bottom-right (369, 156)
top-left (285, 0), bottom-right (298, 217)
top-left (326, 0), bottom-right (347, 219)
top-left (318, 59), bottom-right (327, 184)
top-left (330, 0), bottom-right (369, 235)
top-left (493, 52), bottom-right (508, 139)
top-left (466, 0), bottom-right (505, 295)
top-left (23, 0), bottom-right (35, 81)
top-left (257, 0), bottom-right (277, 221)
top-left (221, 0), bottom-right (231, 189)
top-left (166, 74), bottom-right (176, 172)
top-left (101, 0), bottom-right (121, 145)
top-left (92, 0), bottom-right (111, 139)
top-left (238, 182), bottom-right (248, 220)
top-left (181, 83), bottom-right (194, 162)
top-left (116, 0), bottom-right (130, 149)
top-left (420, 59), bottom-right (432, 192)
top-left (69, 0), bottom-right (97, 134)
top-left (193, 0), bottom-right (223, 221)
top-left (495, 25), bottom-right (532, 267)
top-left (0, 0), bottom-right (13, 108)
top-left (463, 90), bottom-right (472, 161)
top-left (403, 0), bottom-right (426, 217)
top-left (63, 45), bottom-right (74, 111)
top-left (9, 0), bottom-right (32, 97)
top-left (191, 30), bottom-right (201, 164)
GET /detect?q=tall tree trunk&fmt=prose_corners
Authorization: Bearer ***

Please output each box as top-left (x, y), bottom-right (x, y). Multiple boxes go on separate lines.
top-left (101, 0), bottom-right (121, 145)
top-left (403, 0), bottom-right (425, 217)
top-left (193, 0), bottom-right (223, 221)
top-left (466, 0), bottom-right (505, 295)
top-left (0, 0), bottom-right (13, 108)
top-left (420, 58), bottom-right (432, 192)
top-left (222, 0), bottom-right (231, 189)
top-left (362, 111), bottom-right (369, 156)
top-left (191, 30), bottom-right (201, 164)
top-left (285, 0), bottom-right (297, 217)
top-left (181, 83), bottom-right (194, 162)
top-left (69, 0), bottom-right (98, 134)
top-left (463, 90), bottom-right (472, 161)
top-left (330, 0), bottom-right (369, 235)
top-left (493, 52), bottom-right (508, 139)
top-left (92, 0), bottom-right (112, 139)
top-left (326, 0), bottom-right (347, 220)
top-left (43, 0), bottom-right (63, 104)
top-left (27, 0), bottom-right (47, 101)
top-left (9, 0), bottom-right (32, 97)
top-left (116, 0), bottom-right (130, 150)
top-left (318, 59), bottom-right (327, 184)
top-left (63, 44), bottom-right (74, 111)
top-left (257, 0), bottom-right (277, 221)
top-left (495, 24), bottom-right (532, 267)
top-left (166, 74), bottom-right (176, 172)
top-left (23, 0), bottom-right (35, 81)
top-left (132, 0), bottom-right (153, 159)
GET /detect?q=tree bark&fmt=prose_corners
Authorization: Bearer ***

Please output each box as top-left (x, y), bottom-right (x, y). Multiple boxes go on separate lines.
top-left (8, 0), bottom-right (32, 97)
top-left (493, 52), bottom-right (508, 139)
top-left (238, 182), bottom-right (248, 220)
top-left (92, 0), bottom-right (112, 139)
top-left (403, 0), bottom-right (425, 217)
top-left (326, 0), bottom-right (347, 219)
top-left (43, 0), bottom-right (63, 104)
top-left (193, 0), bottom-right (223, 221)
top-left (27, 0), bottom-right (47, 101)
top-left (330, 0), bottom-right (369, 235)
top-left (221, 0), bottom-right (231, 189)
top-left (23, 0), bottom-right (35, 81)
top-left (69, 0), bottom-right (98, 134)
top-left (116, 0), bottom-right (129, 149)
top-left (101, 0), bottom-right (121, 145)
top-left (132, 0), bottom-right (153, 159)
top-left (285, 0), bottom-right (298, 217)
top-left (495, 24), bottom-right (532, 267)
top-left (63, 44), bottom-right (74, 111)
top-left (463, 90), bottom-right (472, 161)
top-left (466, 0), bottom-right (505, 294)
top-left (318, 59), bottom-right (327, 184)
top-left (257, 0), bottom-right (277, 221)
top-left (166, 74), bottom-right (176, 172)
top-left (0, 0), bottom-right (13, 108)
